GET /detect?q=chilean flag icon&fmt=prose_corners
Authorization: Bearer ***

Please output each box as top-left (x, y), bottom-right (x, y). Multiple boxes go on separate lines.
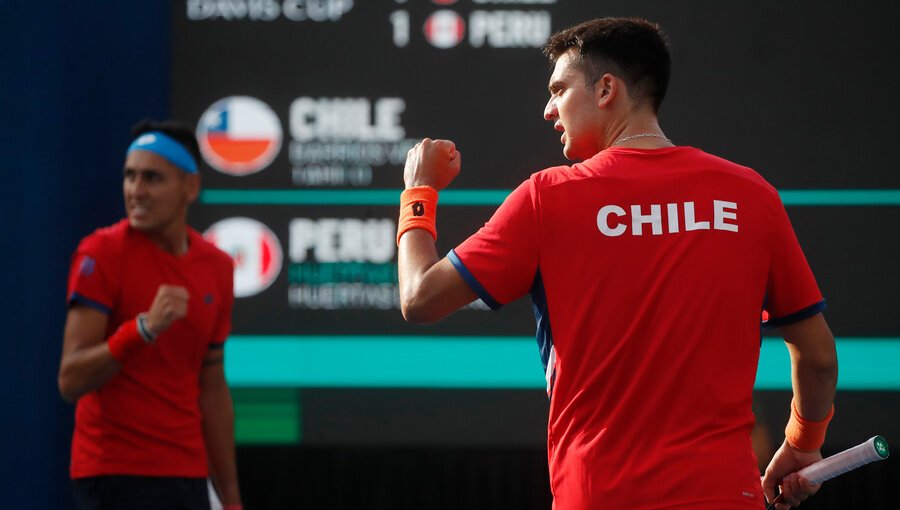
top-left (197, 96), bottom-right (282, 176)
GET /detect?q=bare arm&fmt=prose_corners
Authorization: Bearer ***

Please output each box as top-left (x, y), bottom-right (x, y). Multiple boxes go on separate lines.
top-left (397, 138), bottom-right (477, 323)
top-left (199, 348), bottom-right (241, 507)
top-left (58, 285), bottom-right (190, 403)
top-left (762, 312), bottom-right (838, 509)
top-left (398, 231), bottom-right (477, 324)
top-left (781, 312), bottom-right (837, 421)
top-left (58, 305), bottom-right (119, 402)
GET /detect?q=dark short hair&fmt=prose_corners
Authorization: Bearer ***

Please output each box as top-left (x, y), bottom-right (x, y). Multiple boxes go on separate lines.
top-left (130, 119), bottom-right (201, 168)
top-left (543, 17), bottom-right (671, 112)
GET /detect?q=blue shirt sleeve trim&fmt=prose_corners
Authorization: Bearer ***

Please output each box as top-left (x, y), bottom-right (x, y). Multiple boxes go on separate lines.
top-left (530, 271), bottom-right (553, 373)
top-left (763, 300), bottom-right (827, 329)
top-left (69, 292), bottom-right (111, 315)
top-left (447, 249), bottom-right (502, 310)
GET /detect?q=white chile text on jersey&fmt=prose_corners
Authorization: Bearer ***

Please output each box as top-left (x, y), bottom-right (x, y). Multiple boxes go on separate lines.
top-left (597, 200), bottom-right (738, 237)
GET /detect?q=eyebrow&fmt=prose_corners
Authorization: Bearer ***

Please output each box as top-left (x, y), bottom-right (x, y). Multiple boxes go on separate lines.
top-left (123, 167), bottom-right (164, 176)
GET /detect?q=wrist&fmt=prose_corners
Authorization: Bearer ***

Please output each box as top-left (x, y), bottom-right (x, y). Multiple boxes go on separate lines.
top-left (107, 319), bottom-right (147, 363)
top-left (397, 186), bottom-right (439, 245)
top-left (136, 313), bottom-right (158, 343)
top-left (785, 399), bottom-right (834, 452)
top-left (405, 182), bottom-right (439, 190)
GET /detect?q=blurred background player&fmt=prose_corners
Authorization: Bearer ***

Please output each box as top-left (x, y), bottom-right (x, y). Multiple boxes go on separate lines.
top-left (58, 120), bottom-right (242, 510)
top-left (397, 18), bottom-right (838, 510)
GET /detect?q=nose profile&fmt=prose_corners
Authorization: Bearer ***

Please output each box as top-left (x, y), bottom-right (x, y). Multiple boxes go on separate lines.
top-left (544, 97), bottom-right (557, 121)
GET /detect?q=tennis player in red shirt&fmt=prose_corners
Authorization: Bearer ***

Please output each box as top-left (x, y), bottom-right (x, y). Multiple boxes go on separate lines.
top-left (58, 120), bottom-right (242, 510)
top-left (397, 18), bottom-right (837, 510)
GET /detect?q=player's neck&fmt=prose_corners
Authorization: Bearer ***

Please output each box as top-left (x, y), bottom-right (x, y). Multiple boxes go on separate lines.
top-left (146, 221), bottom-right (190, 256)
top-left (605, 113), bottom-right (673, 150)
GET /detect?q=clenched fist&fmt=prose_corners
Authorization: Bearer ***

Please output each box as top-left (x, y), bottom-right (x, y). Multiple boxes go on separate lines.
top-left (404, 138), bottom-right (461, 190)
top-left (144, 285), bottom-right (189, 336)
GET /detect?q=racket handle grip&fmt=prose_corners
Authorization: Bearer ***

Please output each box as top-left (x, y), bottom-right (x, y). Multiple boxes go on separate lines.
top-left (797, 436), bottom-right (890, 484)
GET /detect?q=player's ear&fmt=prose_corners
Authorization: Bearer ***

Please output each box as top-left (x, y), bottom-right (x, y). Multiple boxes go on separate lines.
top-left (185, 173), bottom-right (201, 204)
top-left (596, 73), bottom-right (616, 108)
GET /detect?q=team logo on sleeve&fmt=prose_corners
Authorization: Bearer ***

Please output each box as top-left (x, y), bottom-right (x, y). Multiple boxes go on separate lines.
top-left (197, 96), bottom-right (282, 176)
top-left (424, 10), bottom-right (465, 49)
top-left (79, 256), bottom-right (96, 276)
top-left (203, 217), bottom-right (283, 298)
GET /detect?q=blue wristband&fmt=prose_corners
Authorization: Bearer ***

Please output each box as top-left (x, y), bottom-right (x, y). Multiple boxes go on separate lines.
top-left (136, 313), bottom-right (158, 343)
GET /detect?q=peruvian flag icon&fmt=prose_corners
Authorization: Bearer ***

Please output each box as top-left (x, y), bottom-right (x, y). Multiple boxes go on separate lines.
top-left (424, 10), bottom-right (466, 49)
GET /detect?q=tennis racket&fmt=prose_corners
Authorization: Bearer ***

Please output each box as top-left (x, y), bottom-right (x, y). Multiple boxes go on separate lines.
top-left (765, 435), bottom-right (890, 509)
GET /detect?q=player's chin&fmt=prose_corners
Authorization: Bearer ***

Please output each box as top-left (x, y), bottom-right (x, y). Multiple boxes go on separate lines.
top-left (562, 145), bottom-right (588, 162)
top-left (127, 215), bottom-right (153, 231)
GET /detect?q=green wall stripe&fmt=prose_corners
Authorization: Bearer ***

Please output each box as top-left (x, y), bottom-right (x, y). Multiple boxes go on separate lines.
top-left (232, 388), bottom-right (301, 444)
top-left (200, 189), bottom-right (510, 206)
top-left (200, 189), bottom-right (900, 207)
top-left (200, 189), bottom-right (900, 206)
top-left (778, 189), bottom-right (900, 206)
top-left (226, 336), bottom-right (541, 389)
top-left (225, 336), bottom-right (900, 390)
top-left (755, 338), bottom-right (900, 390)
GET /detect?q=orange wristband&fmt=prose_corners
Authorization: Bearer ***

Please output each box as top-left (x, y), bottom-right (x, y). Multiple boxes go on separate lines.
top-left (107, 319), bottom-right (146, 363)
top-left (397, 186), bottom-right (438, 245)
top-left (785, 399), bottom-right (834, 451)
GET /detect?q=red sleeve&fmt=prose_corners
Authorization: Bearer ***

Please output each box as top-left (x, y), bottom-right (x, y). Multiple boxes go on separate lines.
top-left (449, 178), bottom-right (540, 308)
top-left (764, 193), bottom-right (825, 327)
top-left (67, 233), bottom-right (117, 314)
top-left (211, 253), bottom-right (234, 346)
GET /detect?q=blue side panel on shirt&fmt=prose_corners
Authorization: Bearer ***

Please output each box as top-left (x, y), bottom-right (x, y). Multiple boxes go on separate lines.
top-left (764, 300), bottom-right (827, 329)
top-left (530, 271), bottom-right (553, 374)
top-left (69, 292), bottom-right (111, 315)
top-left (447, 249), bottom-right (502, 310)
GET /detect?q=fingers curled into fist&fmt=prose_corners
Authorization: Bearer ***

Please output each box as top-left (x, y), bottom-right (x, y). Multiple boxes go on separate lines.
top-left (404, 138), bottom-right (461, 191)
top-left (144, 284), bottom-right (189, 336)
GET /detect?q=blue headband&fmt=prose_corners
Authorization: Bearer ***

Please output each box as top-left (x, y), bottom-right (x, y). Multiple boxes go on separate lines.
top-left (127, 131), bottom-right (198, 174)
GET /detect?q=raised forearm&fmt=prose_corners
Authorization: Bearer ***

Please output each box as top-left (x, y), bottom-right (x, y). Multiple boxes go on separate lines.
top-left (397, 139), bottom-right (475, 323)
top-left (398, 229), bottom-right (442, 322)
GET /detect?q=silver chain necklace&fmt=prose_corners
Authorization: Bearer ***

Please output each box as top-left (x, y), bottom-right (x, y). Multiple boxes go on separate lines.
top-left (611, 132), bottom-right (672, 146)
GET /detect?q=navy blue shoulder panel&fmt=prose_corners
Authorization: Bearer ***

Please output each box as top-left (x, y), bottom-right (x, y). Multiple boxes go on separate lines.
top-left (447, 249), bottom-right (502, 310)
top-left (530, 270), bottom-right (553, 373)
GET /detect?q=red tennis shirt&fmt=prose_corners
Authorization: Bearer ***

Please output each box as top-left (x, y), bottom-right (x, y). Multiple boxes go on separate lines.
top-left (450, 147), bottom-right (824, 509)
top-left (66, 219), bottom-right (234, 479)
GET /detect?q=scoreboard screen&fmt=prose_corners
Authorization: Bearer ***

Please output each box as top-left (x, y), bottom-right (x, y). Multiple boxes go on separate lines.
top-left (173, 1), bottom-right (900, 445)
